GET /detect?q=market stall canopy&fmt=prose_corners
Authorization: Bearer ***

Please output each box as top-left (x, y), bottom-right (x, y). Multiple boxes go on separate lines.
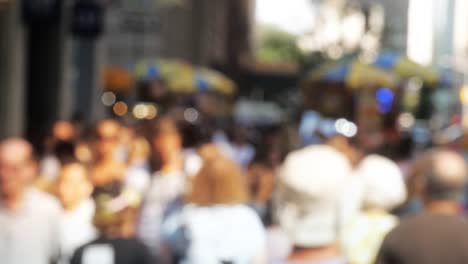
top-left (135, 59), bottom-right (236, 95)
top-left (373, 52), bottom-right (440, 84)
top-left (305, 60), bottom-right (400, 89)
top-left (104, 65), bottom-right (134, 94)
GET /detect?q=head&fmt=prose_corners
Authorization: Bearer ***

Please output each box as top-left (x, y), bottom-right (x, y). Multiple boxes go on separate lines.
top-left (421, 150), bottom-right (467, 204)
top-left (187, 145), bottom-right (248, 206)
top-left (119, 125), bottom-right (135, 146)
top-left (355, 155), bottom-right (407, 212)
top-left (95, 119), bottom-right (121, 159)
top-left (0, 139), bottom-right (36, 199)
top-left (128, 137), bottom-right (151, 164)
top-left (53, 140), bottom-right (77, 165)
top-left (151, 117), bottom-right (182, 165)
top-left (53, 121), bottom-right (76, 142)
top-left (93, 182), bottom-right (141, 238)
top-left (276, 145), bottom-right (352, 248)
top-left (57, 162), bottom-right (93, 211)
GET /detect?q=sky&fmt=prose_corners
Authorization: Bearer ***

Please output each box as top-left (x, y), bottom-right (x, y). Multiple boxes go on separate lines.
top-left (255, 0), bottom-right (316, 36)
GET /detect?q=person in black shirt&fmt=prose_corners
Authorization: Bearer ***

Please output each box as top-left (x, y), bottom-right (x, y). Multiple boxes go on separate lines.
top-left (71, 182), bottom-right (154, 264)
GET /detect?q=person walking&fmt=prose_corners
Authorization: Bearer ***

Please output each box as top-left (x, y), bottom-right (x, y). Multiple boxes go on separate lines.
top-left (376, 149), bottom-right (468, 264)
top-left (0, 138), bottom-right (62, 264)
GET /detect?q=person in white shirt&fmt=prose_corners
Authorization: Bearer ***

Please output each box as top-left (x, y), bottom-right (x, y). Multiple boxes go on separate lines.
top-left (162, 144), bottom-right (266, 264)
top-left (56, 162), bottom-right (97, 263)
top-left (0, 138), bottom-right (62, 264)
top-left (138, 117), bottom-right (189, 261)
top-left (124, 136), bottom-right (152, 195)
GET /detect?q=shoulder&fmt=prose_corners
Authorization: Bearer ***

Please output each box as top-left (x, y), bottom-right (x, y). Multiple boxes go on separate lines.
top-left (221, 205), bottom-right (266, 237)
top-left (232, 204), bottom-right (264, 223)
top-left (70, 239), bottom-right (99, 263)
top-left (380, 213), bottom-right (429, 249)
top-left (28, 187), bottom-right (62, 214)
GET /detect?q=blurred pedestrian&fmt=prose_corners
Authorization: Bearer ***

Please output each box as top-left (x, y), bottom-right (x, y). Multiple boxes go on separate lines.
top-left (0, 138), bottom-right (62, 264)
top-left (36, 140), bottom-right (78, 193)
top-left (70, 182), bottom-right (152, 264)
top-left (162, 144), bottom-right (266, 264)
top-left (39, 120), bottom-right (77, 182)
top-left (57, 162), bottom-right (97, 263)
top-left (375, 149), bottom-right (468, 264)
top-left (274, 145), bottom-right (352, 264)
top-left (230, 126), bottom-right (256, 167)
top-left (124, 136), bottom-right (152, 194)
top-left (138, 117), bottom-right (189, 260)
top-left (90, 119), bottom-right (127, 187)
top-left (341, 155), bottom-right (407, 264)
top-left (248, 125), bottom-right (294, 224)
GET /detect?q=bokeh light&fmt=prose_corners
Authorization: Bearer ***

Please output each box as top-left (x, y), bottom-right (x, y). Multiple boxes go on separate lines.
top-left (184, 108), bottom-right (199, 123)
top-left (133, 104), bottom-right (148, 119)
top-left (101, 92), bottom-right (116, 106)
top-left (113, 101), bottom-right (128, 116)
top-left (398, 113), bottom-right (416, 130)
top-left (146, 104), bottom-right (158, 120)
top-left (376, 87), bottom-right (394, 113)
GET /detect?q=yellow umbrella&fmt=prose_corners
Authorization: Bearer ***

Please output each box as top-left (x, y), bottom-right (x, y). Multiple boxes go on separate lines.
top-left (346, 62), bottom-right (399, 89)
top-left (373, 52), bottom-right (440, 84)
top-left (304, 60), bottom-right (399, 89)
top-left (393, 57), bottom-right (439, 84)
top-left (134, 59), bottom-right (236, 95)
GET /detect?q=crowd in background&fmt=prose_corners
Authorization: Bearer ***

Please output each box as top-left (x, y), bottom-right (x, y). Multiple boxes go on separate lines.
top-left (2, 114), bottom-right (468, 264)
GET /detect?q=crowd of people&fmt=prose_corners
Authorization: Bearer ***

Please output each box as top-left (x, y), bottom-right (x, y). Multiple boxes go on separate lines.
top-left (1, 115), bottom-right (468, 264)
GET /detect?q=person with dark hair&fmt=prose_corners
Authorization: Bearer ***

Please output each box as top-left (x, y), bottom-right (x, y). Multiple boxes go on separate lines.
top-left (90, 119), bottom-right (127, 187)
top-left (70, 182), bottom-right (153, 264)
top-left (0, 138), bottom-right (62, 264)
top-left (40, 121), bottom-right (78, 182)
top-left (138, 117), bottom-right (201, 261)
top-left (57, 162), bottom-right (97, 263)
top-left (376, 149), bottom-right (468, 264)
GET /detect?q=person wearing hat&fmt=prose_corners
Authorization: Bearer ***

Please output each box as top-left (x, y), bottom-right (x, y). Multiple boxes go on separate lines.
top-left (70, 182), bottom-right (153, 264)
top-left (274, 145), bottom-right (352, 264)
top-left (340, 155), bottom-right (407, 264)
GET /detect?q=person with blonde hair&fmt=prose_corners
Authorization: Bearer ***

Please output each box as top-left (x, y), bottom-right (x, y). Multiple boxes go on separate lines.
top-left (162, 144), bottom-right (266, 264)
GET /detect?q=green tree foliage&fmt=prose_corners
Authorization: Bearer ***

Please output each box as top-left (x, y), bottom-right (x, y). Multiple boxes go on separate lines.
top-left (256, 25), bottom-right (304, 64)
